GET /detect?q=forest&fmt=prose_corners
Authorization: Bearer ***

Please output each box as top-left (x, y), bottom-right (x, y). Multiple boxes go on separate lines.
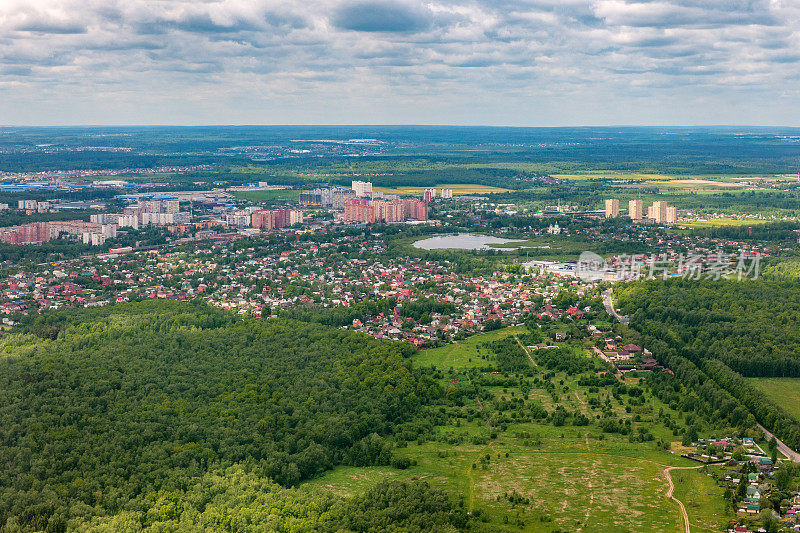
top-left (0, 301), bottom-right (446, 532)
top-left (617, 279), bottom-right (800, 449)
top-left (618, 279), bottom-right (800, 378)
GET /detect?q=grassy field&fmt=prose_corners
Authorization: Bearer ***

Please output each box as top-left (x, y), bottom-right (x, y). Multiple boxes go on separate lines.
top-left (550, 172), bottom-right (773, 183)
top-left (415, 326), bottom-right (526, 370)
top-left (670, 467), bottom-right (731, 533)
top-left (230, 189), bottom-right (300, 201)
top-left (373, 183), bottom-right (510, 195)
top-left (301, 327), bottom-right (735, 532)
top-left (748, 378), bottom-right (800, 421)
top-left (304, 421), bottom-right (690, 532)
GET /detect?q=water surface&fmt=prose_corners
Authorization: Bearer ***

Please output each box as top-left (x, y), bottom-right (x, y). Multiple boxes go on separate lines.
top-left (413, 233), bottom-right (524, 250)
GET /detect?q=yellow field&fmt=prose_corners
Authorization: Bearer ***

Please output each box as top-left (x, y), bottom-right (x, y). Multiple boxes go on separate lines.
top-left (552, 173), bottom-right (775, 186)
top-left (373, 183), bottom-right (510, 195)
top-left (682, 217), bottom-right (769, 228)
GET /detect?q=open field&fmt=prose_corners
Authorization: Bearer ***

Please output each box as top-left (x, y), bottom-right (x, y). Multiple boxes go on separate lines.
top-left (670, 467), bottom-right (731, 533)
top-left (659, 179), bottom-right (752, 189)
top-left (230, 189), bottom-right (300, 201)
top-left (682, 217), bottom-right (770, 228)
top-left (303, 327), bottom-right (734, 532)
top-left (304, 423), bottom-right (692, 532)
top-left (415, 326), bottom-right (526, 369)
top-left (748, 377), bottom-right (800, 421)
top-left (373, 183), bottom-right (510, 195)
top-left (551, 172), bottom-right (776, 183)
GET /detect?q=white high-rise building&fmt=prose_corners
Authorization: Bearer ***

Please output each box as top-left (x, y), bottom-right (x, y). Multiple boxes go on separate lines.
top-left (117, 215), bottom-right (139, 230)
top-left (352, 180), bottom-right (373, 197)
top-left (440, 188), bottom-right (453, 199)
top-left (101, 224), bottom-right (117, 238)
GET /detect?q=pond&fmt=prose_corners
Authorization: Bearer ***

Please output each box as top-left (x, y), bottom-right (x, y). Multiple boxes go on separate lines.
top-left (412, 233), bottom-right (524, 250)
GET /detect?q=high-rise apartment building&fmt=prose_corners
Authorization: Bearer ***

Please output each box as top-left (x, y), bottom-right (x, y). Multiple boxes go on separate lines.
top-left (651, 201), bottom-right (668, 223)
top-left (251, 209), bottom-right (294, 230)
top-left (604, 199), bottom-right (619, 218)
top-left (352, 181), bottom-right (373, 197)
top-left (343, 198), bottom-right (427, 224)
top-left (629, 199), bottom-right (643, 220)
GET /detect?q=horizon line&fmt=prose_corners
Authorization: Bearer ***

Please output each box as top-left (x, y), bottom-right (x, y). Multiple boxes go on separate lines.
top-left (3, 124), bottom-right (800, 129)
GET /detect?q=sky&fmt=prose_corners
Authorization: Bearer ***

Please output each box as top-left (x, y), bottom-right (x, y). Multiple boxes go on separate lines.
top-left (1, 0), bottom-right (799, 126)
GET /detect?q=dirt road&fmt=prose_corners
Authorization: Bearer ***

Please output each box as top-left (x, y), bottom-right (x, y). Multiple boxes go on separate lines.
top-left (663, 465), bottom-right (705, 533)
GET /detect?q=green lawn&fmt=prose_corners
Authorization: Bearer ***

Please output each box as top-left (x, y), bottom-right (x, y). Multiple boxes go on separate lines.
top-left (748, 377), bottom-right (800, 421)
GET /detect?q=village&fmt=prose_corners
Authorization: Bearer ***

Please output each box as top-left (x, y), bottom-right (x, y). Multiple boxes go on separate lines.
top-left (673, 434), bottom-right (800, 532)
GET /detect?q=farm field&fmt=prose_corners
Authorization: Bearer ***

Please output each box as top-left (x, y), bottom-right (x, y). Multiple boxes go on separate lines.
top-left (373, 183), bottom-right (510, 195)
top-left (748, 377), bottom-right (800, 421)
top-left (303, 327), bottom-right (735, 532)
top-left (682, 217), bottom-right (770, 228)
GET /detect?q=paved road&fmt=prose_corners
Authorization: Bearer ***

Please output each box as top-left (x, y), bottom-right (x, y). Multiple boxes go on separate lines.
top-left (757, 423), bottom-right (800, 463)
top-left (602, 289), bottom-right (629, 324)
top-left (663, 465), bottom-right (706, 533)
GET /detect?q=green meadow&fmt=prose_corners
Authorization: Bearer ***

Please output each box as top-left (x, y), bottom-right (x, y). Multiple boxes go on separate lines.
top-left (748, 377), bottom-right (800, 421)
top-left (230, 189), bottom-right (300, 202)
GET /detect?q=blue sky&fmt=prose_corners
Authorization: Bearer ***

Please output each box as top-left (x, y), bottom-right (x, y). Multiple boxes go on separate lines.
top-left (1, 0), bottom-right (799, 126)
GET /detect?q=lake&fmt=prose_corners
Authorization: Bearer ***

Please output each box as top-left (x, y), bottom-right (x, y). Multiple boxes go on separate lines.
top-left (412, 233), bottom-right (524, 250)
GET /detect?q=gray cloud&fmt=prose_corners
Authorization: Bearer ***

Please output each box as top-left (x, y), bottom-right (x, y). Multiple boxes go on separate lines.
top-left (15, 20), bottom-right (86, 34)
top-left (332, 0), bottom-right (433, 32)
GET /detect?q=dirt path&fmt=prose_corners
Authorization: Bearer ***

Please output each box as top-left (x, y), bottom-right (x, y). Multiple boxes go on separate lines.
top-left (663, 465), bottom-right (705, 533)
top-left (514, 335), bottom-right (537, 367)
top-left (466, 373), bottom-right (492, 430)
top-left (578, 458), bottom-right (598, 531)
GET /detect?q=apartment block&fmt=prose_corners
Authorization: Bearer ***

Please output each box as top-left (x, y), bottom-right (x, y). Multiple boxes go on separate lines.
top-left (604, 198), bottom-right (619, 218)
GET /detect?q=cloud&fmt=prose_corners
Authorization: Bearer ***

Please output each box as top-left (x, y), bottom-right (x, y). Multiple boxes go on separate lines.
top-left (0, 0), bottom-right (799, 125)
top-left (15, 20), bottom-right (86, 34)
top-left (332, 0), bottom-right (433, 32)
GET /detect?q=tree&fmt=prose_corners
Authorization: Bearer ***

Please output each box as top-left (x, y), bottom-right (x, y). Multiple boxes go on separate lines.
top-left (682, 426), bottom-right (699, 446)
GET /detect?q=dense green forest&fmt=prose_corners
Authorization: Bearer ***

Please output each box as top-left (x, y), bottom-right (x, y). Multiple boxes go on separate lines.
top-left (0, 301), bottom-right (447, 532)
top-left (618, 279), bottom-right (800, 449)
top-left (73, 473), bottom-right (468, 532)
top-left (619, 279), bottom-right (800, 377)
